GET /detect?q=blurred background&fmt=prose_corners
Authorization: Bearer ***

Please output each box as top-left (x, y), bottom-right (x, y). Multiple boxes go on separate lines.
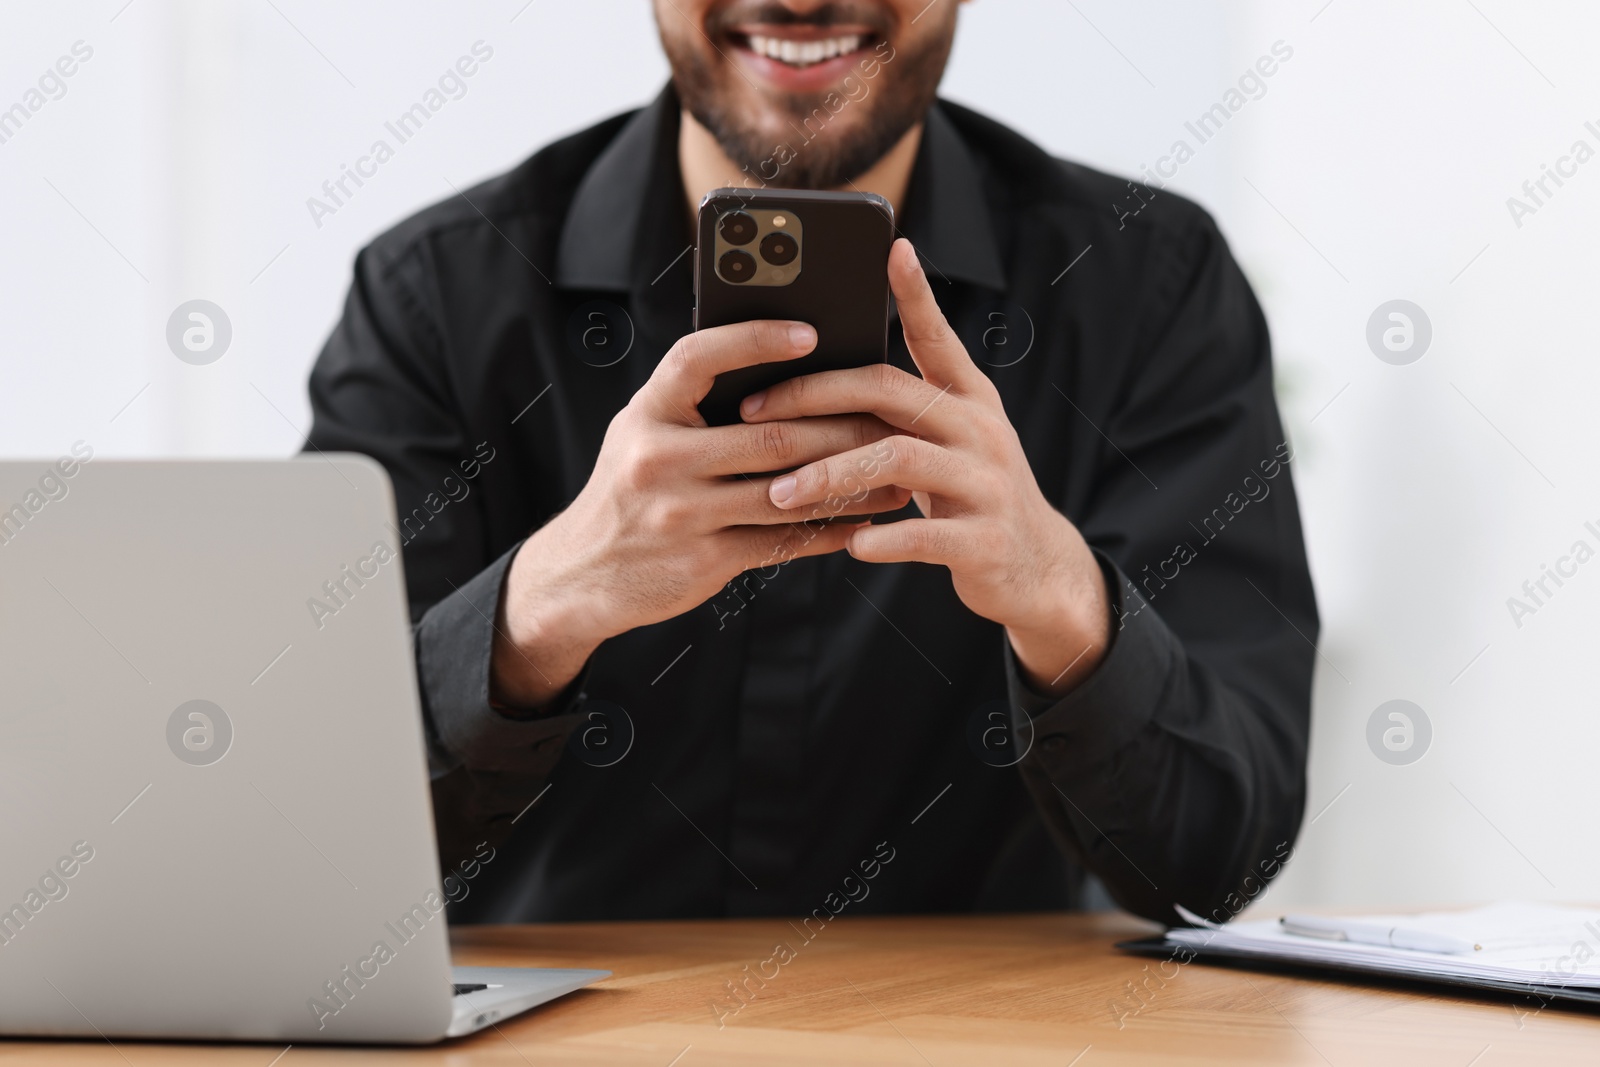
top-left (3, 0), bottom-right (1596, 912)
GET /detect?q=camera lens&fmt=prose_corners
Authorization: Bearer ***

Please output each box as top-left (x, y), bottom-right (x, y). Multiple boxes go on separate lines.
top-left (760, 231), bottom-right (798, 267)
top-left (719, 211), bottom-right (757, 246)
top-left (718, 249), bottom-right (756, 283)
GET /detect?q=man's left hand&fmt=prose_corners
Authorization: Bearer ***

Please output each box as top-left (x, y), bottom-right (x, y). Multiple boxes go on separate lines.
top-left (739, 238), bottom-right (1112, 696)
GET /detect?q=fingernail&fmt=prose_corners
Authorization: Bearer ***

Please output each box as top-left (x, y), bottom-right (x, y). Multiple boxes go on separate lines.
top-left (790, 323), bottom-right (816, 349)
top-left (741, 391), bottom-right (766, 417)
top-left (770, 474), bottom-right (796, 505)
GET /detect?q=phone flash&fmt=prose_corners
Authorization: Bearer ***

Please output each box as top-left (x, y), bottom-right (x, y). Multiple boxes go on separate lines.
top-left (772, 215), bottom-right (787, 227)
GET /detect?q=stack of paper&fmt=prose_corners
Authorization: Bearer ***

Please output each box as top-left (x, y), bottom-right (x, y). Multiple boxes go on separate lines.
top-left (1166, 902), bottom-right (1600, 991)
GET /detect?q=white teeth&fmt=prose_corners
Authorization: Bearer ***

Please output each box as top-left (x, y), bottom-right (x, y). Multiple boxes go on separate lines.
top-left (744, 33), bottom-right (864, 68)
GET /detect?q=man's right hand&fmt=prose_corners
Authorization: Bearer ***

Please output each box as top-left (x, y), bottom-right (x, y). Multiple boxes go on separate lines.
top-left (490, 320), bottom-right (907, 710)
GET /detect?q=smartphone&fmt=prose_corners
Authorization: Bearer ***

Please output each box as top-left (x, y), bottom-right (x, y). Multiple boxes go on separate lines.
top-left (693, 188), bottom-right (895, 426)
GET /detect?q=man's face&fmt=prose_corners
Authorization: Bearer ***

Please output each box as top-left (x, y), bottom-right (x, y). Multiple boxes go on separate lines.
top-left (655, 0), bottom-right (962, 190)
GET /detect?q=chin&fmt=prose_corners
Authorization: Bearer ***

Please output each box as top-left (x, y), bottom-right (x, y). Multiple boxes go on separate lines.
top-left (664, 4), bottom-right (952, 191)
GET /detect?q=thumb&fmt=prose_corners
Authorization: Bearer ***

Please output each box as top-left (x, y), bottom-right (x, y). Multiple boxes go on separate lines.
top-left (889, 238), bottom-right (981, 391)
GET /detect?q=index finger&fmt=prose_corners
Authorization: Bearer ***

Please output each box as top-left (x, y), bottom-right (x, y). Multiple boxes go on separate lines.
top-left (645, 319), bottom-right (817, 423)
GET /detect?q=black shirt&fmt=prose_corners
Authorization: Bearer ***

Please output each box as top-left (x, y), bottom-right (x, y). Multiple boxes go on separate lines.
top-left (305, 85), bottom-right (1317, 926)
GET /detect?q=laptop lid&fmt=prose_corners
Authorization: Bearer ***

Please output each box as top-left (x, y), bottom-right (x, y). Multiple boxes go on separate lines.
top-left (0, 455), bottom-right (456, 1043)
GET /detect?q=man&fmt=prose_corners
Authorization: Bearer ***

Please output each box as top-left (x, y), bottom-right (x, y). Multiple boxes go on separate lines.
top-left (306, 0), bottom-right (1317, 927)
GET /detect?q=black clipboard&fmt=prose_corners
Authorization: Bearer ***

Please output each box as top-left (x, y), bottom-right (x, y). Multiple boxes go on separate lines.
top-left (1118, 936), bottom-right (1600, 1016)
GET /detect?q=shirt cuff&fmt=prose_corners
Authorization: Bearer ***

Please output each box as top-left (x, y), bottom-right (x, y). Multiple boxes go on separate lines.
top-left (1006, 549), bottom-right (1183, 771)
top-left (415, 540), bottom-right (588, 774)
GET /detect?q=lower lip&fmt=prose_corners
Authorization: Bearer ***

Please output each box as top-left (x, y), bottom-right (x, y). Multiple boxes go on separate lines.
top-left (733, 44), bottom-right (875, 94)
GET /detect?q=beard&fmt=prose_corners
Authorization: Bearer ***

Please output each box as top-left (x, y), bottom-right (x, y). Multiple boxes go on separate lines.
top-left (662, 2), bottom-right (955, 190)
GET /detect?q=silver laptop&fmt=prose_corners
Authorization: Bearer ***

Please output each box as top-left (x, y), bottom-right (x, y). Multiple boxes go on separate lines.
top-left (0, 455), bottom-right (607, 1043)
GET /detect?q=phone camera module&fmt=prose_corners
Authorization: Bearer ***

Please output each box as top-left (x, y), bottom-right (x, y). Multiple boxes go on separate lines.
top-left (718, 249), bottom-right (757, 284)
top-left (719, 211), bottom-right (757, 246)
top-left (760, 232), bottom-right (798, 267)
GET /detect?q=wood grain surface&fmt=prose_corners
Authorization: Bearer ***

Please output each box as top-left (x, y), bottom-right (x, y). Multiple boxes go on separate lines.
top-left (5, 912), bottom-right (1598, 1064)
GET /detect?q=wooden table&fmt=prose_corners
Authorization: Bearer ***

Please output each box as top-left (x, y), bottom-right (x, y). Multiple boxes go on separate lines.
top-left (6, 912), bottom-right (1599, 1064)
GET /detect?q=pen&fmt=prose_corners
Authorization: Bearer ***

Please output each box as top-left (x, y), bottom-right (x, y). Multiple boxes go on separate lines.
top-left (1279, 914), bottom-right (1481, 955)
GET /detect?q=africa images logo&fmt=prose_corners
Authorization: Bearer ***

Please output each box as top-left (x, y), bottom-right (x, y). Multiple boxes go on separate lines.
top-left (0, 841), bottom-right (95, 950)
top-left (166, 700), bottom-right (233, 766)
top-left (166, 300), bottom-right (232, 365)
top-left (307, 886), bottom-right (456, 1030)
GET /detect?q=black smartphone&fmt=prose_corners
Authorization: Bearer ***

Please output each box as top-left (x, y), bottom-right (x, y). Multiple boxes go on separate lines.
top-left (693, 187), bottom-right (895, 426)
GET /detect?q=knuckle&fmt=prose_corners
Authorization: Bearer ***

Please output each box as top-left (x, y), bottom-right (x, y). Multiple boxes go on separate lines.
top-left (812, 457), bottom-right (845, 495)
top-left (906, 307), bottom-right (954, 345)
top-left (873, 363), bottom-right (904, 395)
top-left (745, 319), bottom-right (772, 351)
top-left (732, 319), bottom-right (771, 361)
top-left (772, 371), bottom-right (815, 413)
top-left (861, 436), bottom-right (895, 476)
top-left (911, 522), bottom-right (959, 559)
top-left (618, 439), bottom-right (666, 491)
top-left (848, 449), bottom-right (882, 483)
top-left (603, 403), bottom-right (640, 443)
top-left (884, 435), bottom-right (919, 473)
top-left (984, 411), bottom-right (1016, 449)
top-left (645, 495), bottom-right (690, 534)
top-left (662, 335), bottom-right (699, 378)
top-left (898, 373), bottom-right (937, 410)
top-left (758, 420), bottom-right (797, 465)
top-left (906, 524), bottom-right (937, 554)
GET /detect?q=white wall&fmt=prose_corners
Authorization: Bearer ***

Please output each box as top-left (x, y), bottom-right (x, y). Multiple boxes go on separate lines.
top-left (3, 0), bottom-right (1595, 911)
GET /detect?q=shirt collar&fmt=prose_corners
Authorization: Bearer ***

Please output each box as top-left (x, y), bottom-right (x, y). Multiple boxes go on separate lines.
top-left (555, 85), bottom-right (685, 293)
top-left (899, 103), bottom-right (1007, 292)
top-left (555, 84), bottom-right (1007, 294)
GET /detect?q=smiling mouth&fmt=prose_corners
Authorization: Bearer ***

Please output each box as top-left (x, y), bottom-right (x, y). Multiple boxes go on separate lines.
top-left (729, 29), bottom-right (877, 69)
